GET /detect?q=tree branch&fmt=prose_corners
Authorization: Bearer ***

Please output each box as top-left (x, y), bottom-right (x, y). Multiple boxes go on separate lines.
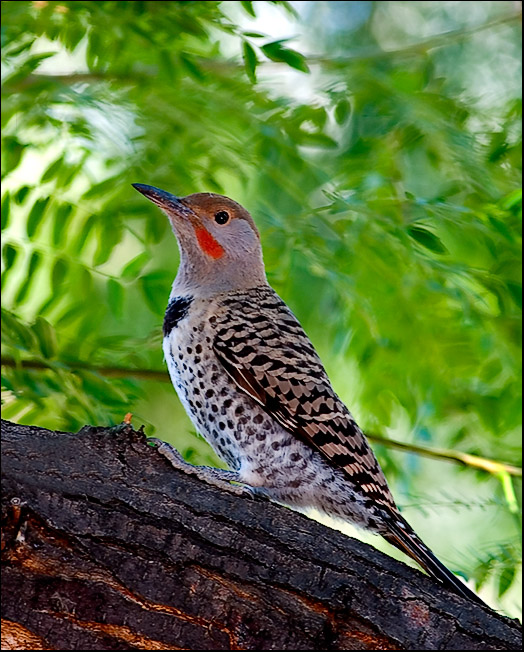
top-left (365, 433), bottom-right (522, 477)
top-left (2, 356), bottom-right (521, 477)
top-left (6, 12), bottom-right (520, 92)
top-left (305, 12), bottom-right (521, 66)
top-left (1, 419), bottom-right (521, 650)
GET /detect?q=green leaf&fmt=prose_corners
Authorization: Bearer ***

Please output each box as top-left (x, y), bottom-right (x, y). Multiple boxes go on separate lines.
top-left (41, 156), bottom-right (63, 183)
top-left (82, 177), bottom-right (119, 200)
top-left (242, 41), bottom-right (258, 83)
top-left (26, 197), bottom-right (50, 239)
top-left (500, 188), bottom-right (522, 210)
top-left (506, 281), bottom-right (522, 309)
top-left (270, 1), bottom-right (298, 17)
top-left (243, 32), bottom-right (266, 38)
top-left (4, 38), bottom-right (35, 59)
top-left (79, 267), bottom-right (93, 296)
top-left (121, 251), bottom-right (151, 280)
top-left (14, 186), bottom-right (31, 204)
top-left (3, 52), bottom-right (56, 86)
top-left (1, 192), bottom-right (10, 230)
top-left (240, 1), bottom-right (257, 17)
top-left (79, 370), bottom-right (128, 405)
top-left (498, 565), bottom-right (516, 597)
top-left (407, 226), bottom-right (448, 254)
top-left (73, 215), bottom-right (98, 254)
top-left (180, 54), bottom-right (205, 80)
top-left (1, 309), bottom-right (37, 352)
top-left (158, 49), bottom-right (175, 82)
top-left (93, 220), bottom-right (123, 267)
top-left (2, 242), bottom-right (18, 273)
top-left (86, 30), bottom-right (102, 70)
top-left (51, 258), bottom-right (68, 293)
top-left (1, 137), bottom-right (26, 177)
top-left (139, 272), bottom-right (170, 314)
top-left (14, 250), bottom-right (42, 305)
top-left (334, 99), bottom-right (351, 124)
top-left (296, 131), bottom-right (338, 149)
top-left (146, 213), bottom-right (168, 244)
top-left (261, 41), bottom-right (309, 73)
top-left (107, 279), bottom-right (124, 317)
top-left (32, 316), bottom-right (57, 359)
top-left (56, 302), bottom-right (88, 329)
top-left (52, 203), bottom-right (74, 247)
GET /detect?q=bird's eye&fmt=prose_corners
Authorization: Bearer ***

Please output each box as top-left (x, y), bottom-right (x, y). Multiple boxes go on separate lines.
top-left (214, 210), bottom-right (230, 225)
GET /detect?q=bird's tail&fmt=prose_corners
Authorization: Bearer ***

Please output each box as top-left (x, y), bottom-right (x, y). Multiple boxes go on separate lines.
top-left (382, 510), bottom-right (487, 608)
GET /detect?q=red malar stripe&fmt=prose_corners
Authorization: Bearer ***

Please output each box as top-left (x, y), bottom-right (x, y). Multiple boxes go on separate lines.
top-left (195, 226), bottom-right (225, 259)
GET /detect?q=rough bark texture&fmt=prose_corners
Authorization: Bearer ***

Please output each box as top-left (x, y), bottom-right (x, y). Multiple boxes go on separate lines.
top-left (1, 419), bottom-right (521, 651)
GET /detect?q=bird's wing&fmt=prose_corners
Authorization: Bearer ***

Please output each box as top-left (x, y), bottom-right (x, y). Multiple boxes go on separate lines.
top-left (212, 287), bottom-right (396, 509)
top-left (213, 289), bottom-right (488, 607)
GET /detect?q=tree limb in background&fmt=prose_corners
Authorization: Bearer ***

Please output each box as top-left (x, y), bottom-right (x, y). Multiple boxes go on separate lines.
top-left (2, 356), bottom-right (521, 478)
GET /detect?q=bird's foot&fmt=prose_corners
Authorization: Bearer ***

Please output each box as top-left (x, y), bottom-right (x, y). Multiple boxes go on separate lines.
top-left (147, 438), bottom-right (257, 498)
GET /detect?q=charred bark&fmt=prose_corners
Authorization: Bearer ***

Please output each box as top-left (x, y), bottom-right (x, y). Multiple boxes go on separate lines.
top-left (1, 419), bottom-right (521, 650)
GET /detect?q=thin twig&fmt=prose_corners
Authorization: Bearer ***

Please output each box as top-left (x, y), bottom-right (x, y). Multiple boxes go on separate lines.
top-left (2, 356), bottom-right (166, 382)
top-left (366, 433), bottom-right (522, 478)
top-left (6, 12), bottom-right (520, 92)
top-left (305, 12), bottom-right (521, 66)
top-left (2, 356), bottom-right (521, 477)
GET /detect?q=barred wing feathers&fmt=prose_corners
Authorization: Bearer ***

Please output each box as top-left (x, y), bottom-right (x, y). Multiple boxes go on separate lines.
top-left (212, 287), bottom-right (396, 510)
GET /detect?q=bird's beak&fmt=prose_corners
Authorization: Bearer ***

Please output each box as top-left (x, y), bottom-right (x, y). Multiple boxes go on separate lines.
top-left (132, 183), bottom-right (195, 222)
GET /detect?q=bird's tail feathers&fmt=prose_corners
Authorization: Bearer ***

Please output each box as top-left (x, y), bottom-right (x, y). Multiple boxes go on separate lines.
top-left (383, 511), bottom-right (487, 608)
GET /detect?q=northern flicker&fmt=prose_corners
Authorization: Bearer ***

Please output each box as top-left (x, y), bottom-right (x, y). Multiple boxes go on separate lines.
top-left (133, 183), bottom-right (486, 607)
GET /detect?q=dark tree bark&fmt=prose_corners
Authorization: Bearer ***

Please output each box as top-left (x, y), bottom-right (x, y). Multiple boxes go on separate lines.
top-left (1, 419), bottom-right (521, 651)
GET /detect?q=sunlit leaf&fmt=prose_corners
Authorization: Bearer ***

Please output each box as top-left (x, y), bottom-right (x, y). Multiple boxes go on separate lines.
top-left (146, 213), bottom-right (168, 244)
top-left (82, 177), bottom-right (120, 200)
top-left (14, 250), bottom-right (42, 305)
top-left (1, 309), bottom-right (37, 352)
top-left (296, 131), bottom-right (338, 149)
top-left (14, 186), bottom-right (31, 204)
top-left (240, 1), bottom-right (256, 17)
top-left (93, 220), bottom-right (123, 267)
top-left (498, 565), bottom-right (516, 597)
top-left (107, 278), bottom-right (124, 317)
top-left (1, 192), bottom-right (10, 230)
top-left (407, 226), bottom-right (448, 254)
top-left (51, 258), bottom-right (68, 293)
top-left (73, 215), bottom-right (98, 254)
top-left (500, 188), bottom-right (522, 210)
top-left (1, 243), bottom-right (18, 285)
top-left (1, 137), bottom-right (26, 177)
top-left (121, 252), bottom-right (151, 280)
top-left (52, 203), bottom-right (74, 247)
top-left (140, 272), bottom-right (170, 314)
top-left (506, 281), bottom-right (522, 309)
top-left (180, 54), bottom-right (205, 80)
top-left (334, 99), bottom-right (351, 124)
top-left (26, 197), bottom-right (50, 239)
top-left (41, 156), bottom-right (64, 183)
top-left (79, 370), bottom-right (128, 404)
top-left (261, 41), bottom-right (309, 73)
top-left (32, 316), bottom-right (57, 359)
top-left (242, 41), bottom-right (258, 83)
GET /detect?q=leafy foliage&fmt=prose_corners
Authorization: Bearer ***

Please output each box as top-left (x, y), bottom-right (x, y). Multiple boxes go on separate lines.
top-left (1, 0), bottom-right (521, 615)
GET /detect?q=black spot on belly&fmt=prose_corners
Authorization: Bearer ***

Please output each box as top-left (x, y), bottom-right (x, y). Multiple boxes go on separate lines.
top-left (163, 296), bottom-right (193, 336)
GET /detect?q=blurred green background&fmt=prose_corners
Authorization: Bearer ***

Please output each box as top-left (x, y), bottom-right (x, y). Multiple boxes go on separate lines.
top-left (1, 0), bottom-right (521, 616)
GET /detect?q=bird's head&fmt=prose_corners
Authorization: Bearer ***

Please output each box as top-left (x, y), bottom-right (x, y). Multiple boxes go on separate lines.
top-left (132, 184), bottom-right (267, 296)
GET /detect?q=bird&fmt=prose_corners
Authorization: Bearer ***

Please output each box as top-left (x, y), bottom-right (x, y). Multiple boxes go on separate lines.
top-left (132, 182), bottom-right (487, 608)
